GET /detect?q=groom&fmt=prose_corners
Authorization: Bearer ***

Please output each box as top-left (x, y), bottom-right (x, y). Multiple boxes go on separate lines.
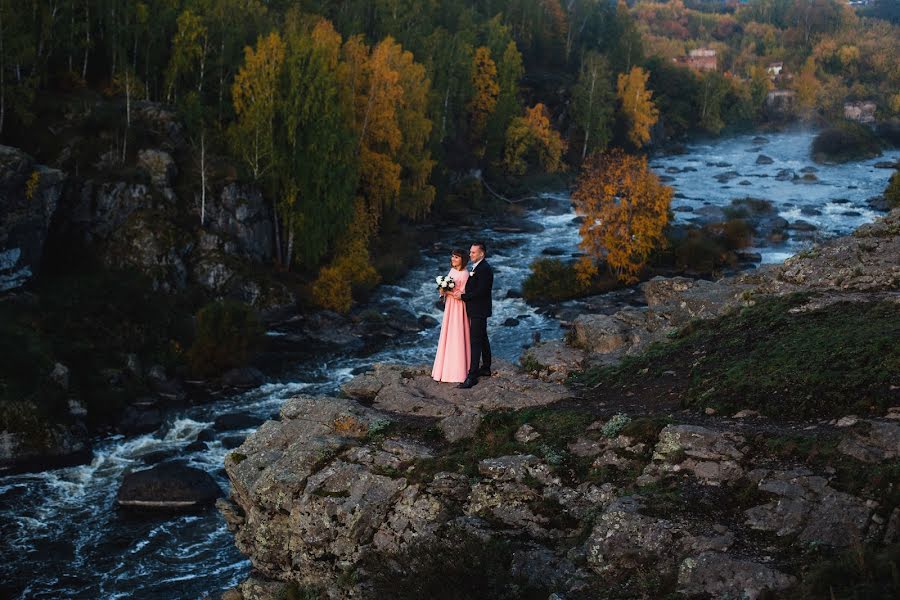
top-left (458, 241), bottom-right (493, 389)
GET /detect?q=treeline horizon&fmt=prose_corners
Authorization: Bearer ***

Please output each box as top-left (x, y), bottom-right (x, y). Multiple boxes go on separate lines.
top-left (1, 0), bottom-right (897, 308)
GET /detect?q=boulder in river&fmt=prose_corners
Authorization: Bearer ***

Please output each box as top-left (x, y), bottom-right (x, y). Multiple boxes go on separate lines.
top-left (755, 154), bottom-right (774, 165)
top-left (117, 463), bottom-right (222, 510)
top-left (214, 412), bottom-right (265, 432)
top-left (789, 220), bottom-right (818, 231)
top-left (220, 367), bottom-right (265, 389)
top-left (867, 196), bottom-right (890, 212)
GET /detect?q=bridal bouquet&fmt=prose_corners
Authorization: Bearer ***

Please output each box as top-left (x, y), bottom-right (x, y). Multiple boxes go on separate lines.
top-left (435, 275), bottom-right (456, 291)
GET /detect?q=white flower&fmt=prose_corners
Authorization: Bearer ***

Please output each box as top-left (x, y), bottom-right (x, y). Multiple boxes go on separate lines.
top-left (436, 276), bottom-right (443, 283)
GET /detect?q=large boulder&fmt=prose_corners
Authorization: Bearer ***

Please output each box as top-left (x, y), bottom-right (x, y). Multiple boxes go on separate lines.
top-left (0, 415), bottom-right (91, 475)
top-left (743, 468), bottom-right (873, 547)
top-left (117, 463), bottom-right (222, 510)
top-left (641, 424), bottom-right (747, 485)
top-left (0, 145), bottom-right (66, 291)
top-left (678, 552), bottom-right (795, 599)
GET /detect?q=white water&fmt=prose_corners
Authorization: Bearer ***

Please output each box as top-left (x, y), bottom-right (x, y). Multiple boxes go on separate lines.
top-left (653, 128), bottom-right (900, 263)
top-left (1, 128), bottom-right (896, 599)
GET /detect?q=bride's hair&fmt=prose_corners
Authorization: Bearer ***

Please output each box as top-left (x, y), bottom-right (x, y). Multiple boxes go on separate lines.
top-left (451, 249), bottom-right (468, 269)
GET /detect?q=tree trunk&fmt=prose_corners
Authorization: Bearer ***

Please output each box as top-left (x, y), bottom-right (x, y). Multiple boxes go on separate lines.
top-left (200, 130), bottom-right (207, 226)
top-left (122, 70), bottom-right (131, 163)
top-left (285, 217), bottom-right (294, 272)
top-left (272, 196), bottom-right (281, 266)
top-left (81, 0), bottom-right (89, 80)
top-left (0, 4), bottom-right (5, 136)
top-left (582, 67), bottom-right (596, 161)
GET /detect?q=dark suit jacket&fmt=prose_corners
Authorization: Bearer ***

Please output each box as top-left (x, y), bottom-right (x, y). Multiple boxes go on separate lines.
top-left (461, 259), bottom-right (493, 318)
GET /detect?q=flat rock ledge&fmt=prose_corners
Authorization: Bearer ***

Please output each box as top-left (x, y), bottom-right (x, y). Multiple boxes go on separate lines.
top-left (217, 380), bottom-right (900, 599)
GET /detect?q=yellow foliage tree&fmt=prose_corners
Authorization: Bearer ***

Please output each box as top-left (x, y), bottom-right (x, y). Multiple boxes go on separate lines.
top-left (793, 56), bottom-right (819, 114)
top-left (468, 46), bottom-right (500, 156)
top-left (312, 34), bottom-right (434, 313)
top-left (616, 66), bottom-right (659, 148)
top-left (230, 31), bottom-right (285, 181)
top-left (572, 149), bottom-right (673, 284)
top-left (503, 103), bottom-right (567, 175)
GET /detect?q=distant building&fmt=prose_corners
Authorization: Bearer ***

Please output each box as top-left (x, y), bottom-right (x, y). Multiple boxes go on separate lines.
top-left (688, 48), bottom-right (717, 72)
top-left (674, 48), bottom-right (717, 72)
top-left (767, 62), bottom-right (783, 78)
top-left (844, 101), bottom-right (877, 123)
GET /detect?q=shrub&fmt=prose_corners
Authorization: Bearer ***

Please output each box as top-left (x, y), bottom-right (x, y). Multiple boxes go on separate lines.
top-left (601, 413), bottom-right (631, 438)
top-left (312, 266), bottom-right (352, 313)
top-left (187, 300), bottom-right (263, 377)
top-left (522, 258), bottom-right (587, 302)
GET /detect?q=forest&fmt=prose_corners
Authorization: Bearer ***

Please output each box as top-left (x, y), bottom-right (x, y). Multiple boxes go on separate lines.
top-left (1, 0), bottom-right (898, 309)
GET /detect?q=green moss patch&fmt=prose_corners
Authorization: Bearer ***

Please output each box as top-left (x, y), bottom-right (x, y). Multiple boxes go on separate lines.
top-left (571, 295), bottom-right (899, 419)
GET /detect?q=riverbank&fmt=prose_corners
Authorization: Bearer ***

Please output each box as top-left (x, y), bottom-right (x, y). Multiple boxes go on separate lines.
top-left (217, 209), bottom-right (900, 600)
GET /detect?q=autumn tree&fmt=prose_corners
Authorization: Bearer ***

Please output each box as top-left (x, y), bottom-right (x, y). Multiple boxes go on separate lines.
top-left (503, 103), bottom-right (566, 175)
top-left (165, 9), bottom-right (208, 103)
top-left (572, 51), bottom-right (614, 160)
top-left (230, 32), bottom-right (284, 182)
top-left (572, 149), bottom-right (672, 284)
top-left (312, 32), bottom-right (435, 313)
top-left (793, 56), bottom-right (818, 114)
top-left (468, 46), bottom-right (499, 156)
top-left (617, 66), bottom-right (659, 148)
top-left (486, 40), bottom-right (524, 162)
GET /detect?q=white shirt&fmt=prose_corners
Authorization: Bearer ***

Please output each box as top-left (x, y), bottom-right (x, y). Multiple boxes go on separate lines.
top-left (470, 258), bottom-right (483, 274)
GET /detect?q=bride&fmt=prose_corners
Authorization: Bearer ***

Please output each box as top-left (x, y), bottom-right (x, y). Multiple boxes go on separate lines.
top-left (431, 249), bottom-right (471, 383)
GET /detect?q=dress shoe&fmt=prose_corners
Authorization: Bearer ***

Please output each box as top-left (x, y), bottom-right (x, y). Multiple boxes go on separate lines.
top-left (478, 366), bottom-right (492, 377)
top-left (456, 377), bottom-right (477, 389)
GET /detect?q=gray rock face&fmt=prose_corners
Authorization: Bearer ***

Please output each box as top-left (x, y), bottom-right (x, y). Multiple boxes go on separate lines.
top-left (521, 339), bottom-right (587, 382)
top-left (776, 209), bottom-right (900, 291)
top-left (584, 497), bottom-right (683, 574)
top-left (101, 211), bottom-right (192, 292)
top-left (838, 420), bottom-right (900, 463)
top-left (743, 468), bottom-right (873, 546)
top-left (203, 184), bottom-right (274, 262)
top-left (137, 149), bottom-right (177, 192)
top-left (643, 425), bottom-right (747, 484)
top-left (678, 552), bottom-right (795, 599)
top-left (0, 145), bottom-right (66, 290)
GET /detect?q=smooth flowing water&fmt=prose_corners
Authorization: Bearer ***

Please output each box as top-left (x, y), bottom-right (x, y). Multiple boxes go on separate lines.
top-left (1, 129), bottom-right (896, 599)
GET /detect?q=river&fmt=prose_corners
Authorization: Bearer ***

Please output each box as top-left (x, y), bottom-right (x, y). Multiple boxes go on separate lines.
top-left (1, 129), bottom-right (897, 599)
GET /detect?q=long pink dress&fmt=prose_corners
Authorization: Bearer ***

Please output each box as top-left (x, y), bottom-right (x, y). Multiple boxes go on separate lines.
top-left (431, 268), bottom-right (471, 383)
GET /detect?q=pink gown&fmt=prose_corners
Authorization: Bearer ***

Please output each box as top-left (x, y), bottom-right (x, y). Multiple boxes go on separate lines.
top-left (431, 268), bottom-right (471, 383)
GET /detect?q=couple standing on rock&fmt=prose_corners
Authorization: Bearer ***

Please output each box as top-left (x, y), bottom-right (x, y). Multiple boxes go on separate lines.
top-left (431, 242), bottom-right (494, 389)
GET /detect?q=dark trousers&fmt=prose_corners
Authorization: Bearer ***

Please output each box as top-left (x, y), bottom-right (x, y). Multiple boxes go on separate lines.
top-left (468, 317), bottom-right (491, 379)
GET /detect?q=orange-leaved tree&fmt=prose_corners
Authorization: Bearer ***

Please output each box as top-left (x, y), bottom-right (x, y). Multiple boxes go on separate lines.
top-left (468, 46), bottom-right (500, 156)
top-left (572, 149), bottom-right (672, 284)
top-left (503, 103), bottom-right (567, 175)
top-left (616, 66), bottom-right (658, 148)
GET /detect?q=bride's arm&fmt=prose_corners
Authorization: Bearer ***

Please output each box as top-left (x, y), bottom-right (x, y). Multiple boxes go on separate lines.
top-left (450, 272), bottom-right (468, 298)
